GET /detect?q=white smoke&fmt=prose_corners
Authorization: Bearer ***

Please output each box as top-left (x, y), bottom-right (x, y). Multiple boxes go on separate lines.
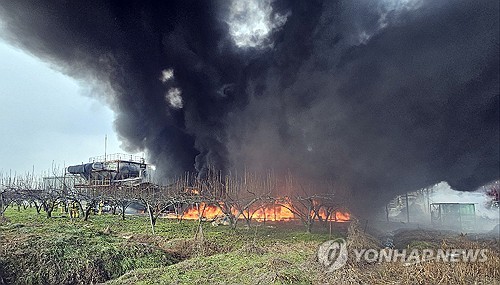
top-left (380, 0), bottom-right (423, 13)
top-left (160, 68), bottom-right (174, 83)
top-left (382, 181), bottom-right (499, 233)
top-left (355, 0), bottom-right (424, 44)
top-left (226, 0), bottom-right (290, 49)
top-left (166, 87), bottom-right (183, 109)
top-left (429, 182), bottom-right (499, 221)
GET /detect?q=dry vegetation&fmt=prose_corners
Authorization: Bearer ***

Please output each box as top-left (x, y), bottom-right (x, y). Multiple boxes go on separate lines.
top-left (311, 222), bottom-right (500, 285)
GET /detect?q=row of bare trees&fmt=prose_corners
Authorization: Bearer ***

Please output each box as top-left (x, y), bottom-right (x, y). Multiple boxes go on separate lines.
top-left (0, 168), bottom-right (350, 234)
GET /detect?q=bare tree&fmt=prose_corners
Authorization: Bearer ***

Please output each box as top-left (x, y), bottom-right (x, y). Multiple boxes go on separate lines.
top-left (108, 184), bottom-right (137, 220)
top-left (136, 183), bottom-right (179, 235)
top-left (8, 172), bottom-right (63, 219)
top-left (23, 187), bottom-right (62, 219)
top-left (0, 187), bottom-right (13, 217)
top-left (271, 176), bottom-right (336, 233)
top-left (0, 172), bottom-right (31, 217)
top-left (226, 171), bottom-right (275, 227)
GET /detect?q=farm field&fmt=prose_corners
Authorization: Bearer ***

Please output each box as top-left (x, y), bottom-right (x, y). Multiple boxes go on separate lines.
top-left (0, 1), bottom-right (498, 284)
top-left (1, 208), bottom-right (498, 285)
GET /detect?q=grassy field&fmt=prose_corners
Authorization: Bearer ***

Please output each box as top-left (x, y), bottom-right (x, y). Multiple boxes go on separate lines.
top-left (0, 208), bottom-right (498, 284)
top-left (0, 208), bottom-right (335, 285)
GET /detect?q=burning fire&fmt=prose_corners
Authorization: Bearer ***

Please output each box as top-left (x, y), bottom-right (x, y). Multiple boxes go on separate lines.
top-left (251, 202), bottom-right (295, 221)
top-left (184, 187), bottom-right (200, 195)
top-left (177, 201), bottom-right (350, 223)
top-left (318, 209), bottom-right (350, 222)
top-left (182, 202), bottom-right (223, 220)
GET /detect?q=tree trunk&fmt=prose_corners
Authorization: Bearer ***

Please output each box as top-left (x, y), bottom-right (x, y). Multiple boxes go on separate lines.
top-left (194, 218), bottom-right (204, 240)
top-left (230, 215), bottom-right (238, 229)
top-left (0, 194), bottom-right (4, 217)
top-left (147, 205), bottom-right (156, 235)
top-left (84, 206), bottom-right (93, 221)
top-left (120, 203), bottom-right (129, 220)
top-left (34, 202), bottom-right (42, 214)
top-left (46, 207), bottom-right (53, 218)
top-left (121, 207), bottom-right (126, 220)
top-left (306, 221), bottom-right (312, 233)
top-left (303, 216), bottom-right (313, 233)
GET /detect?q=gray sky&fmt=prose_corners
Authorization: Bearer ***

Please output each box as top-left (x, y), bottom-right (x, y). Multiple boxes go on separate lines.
top-left (0, 40), bottom-right (126, 175)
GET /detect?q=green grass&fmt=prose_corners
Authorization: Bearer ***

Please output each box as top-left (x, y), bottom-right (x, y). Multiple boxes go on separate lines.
top-left (4, 208), bottom-right (497, 285)
top-left (0, 207), bottom-right (339, 285)
top-left (0, 208), bottom-right (180, 284)
top-left (107, 239), bottom-right (322, 285)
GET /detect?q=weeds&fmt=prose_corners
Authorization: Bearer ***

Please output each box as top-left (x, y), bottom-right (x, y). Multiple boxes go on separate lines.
top-left (1, 208), bottom-right (498, 285)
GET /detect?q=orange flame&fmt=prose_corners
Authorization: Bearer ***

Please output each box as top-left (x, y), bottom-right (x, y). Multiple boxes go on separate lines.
top-left (184, 187), bottom-right (199, 195)
top-left (334, 211), bottom-right (350, 222)
top-left (177, 200), bottom-right (350, 223)
top-left (182, 202), bottom-right (222, 220)
top-left (251, 202), bottom-right (295, 221)
top-left (318, 208), bottom-right (351, 222)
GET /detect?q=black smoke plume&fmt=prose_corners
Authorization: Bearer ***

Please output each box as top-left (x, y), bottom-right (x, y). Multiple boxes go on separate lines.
top-left (1, 0), bottom-right (498, 214)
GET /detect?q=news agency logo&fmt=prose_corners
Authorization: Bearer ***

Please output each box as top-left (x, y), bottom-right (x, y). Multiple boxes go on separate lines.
top-left (317, 238), bottom-right (489, 272)
top-left (317, 238), bottom-right (348, 272)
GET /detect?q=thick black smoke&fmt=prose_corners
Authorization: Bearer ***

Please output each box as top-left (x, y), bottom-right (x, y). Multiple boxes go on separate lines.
top-left (0, 0), bottom-right (498, 214)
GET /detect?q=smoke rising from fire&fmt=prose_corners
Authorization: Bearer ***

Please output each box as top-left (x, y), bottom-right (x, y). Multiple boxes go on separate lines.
top-left (0, 0), bottom-right (498, 215)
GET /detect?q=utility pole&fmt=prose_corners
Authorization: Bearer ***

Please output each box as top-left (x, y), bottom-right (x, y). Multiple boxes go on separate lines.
top-left (405, 193), bottom-right (410, 223)
top-left (426, 187), bottom-right (430, 213)
top-left (385, 204), bottom-right (389, 222)
top-left (104, 134), bottom-right (107, 161)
